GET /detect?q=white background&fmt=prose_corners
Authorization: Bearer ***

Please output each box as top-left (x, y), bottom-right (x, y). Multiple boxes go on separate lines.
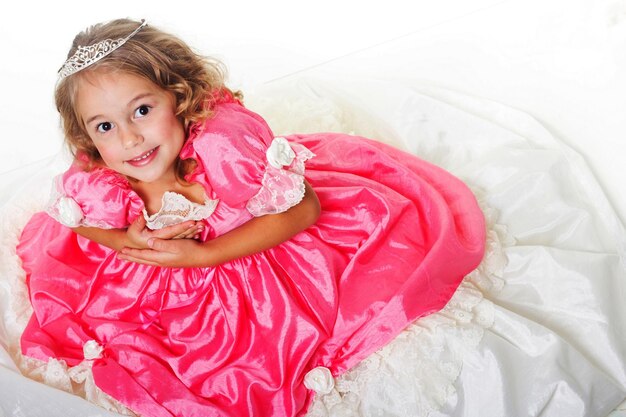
top-left (1, 0), bottom-right (625, 223)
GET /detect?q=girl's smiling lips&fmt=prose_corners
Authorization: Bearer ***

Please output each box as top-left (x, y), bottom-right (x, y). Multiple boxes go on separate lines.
top-left (125, 146), bottom-right (159, 167)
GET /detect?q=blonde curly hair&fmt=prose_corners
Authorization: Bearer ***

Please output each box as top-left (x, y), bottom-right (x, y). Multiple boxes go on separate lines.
top-left (55, 18), bottom-right (241, 165)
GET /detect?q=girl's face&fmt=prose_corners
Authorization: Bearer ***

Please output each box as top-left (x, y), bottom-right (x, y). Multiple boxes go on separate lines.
top-left (75, 70), bottom-right (185, 184)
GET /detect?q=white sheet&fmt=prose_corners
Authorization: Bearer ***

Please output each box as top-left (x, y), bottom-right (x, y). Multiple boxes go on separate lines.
top-left (1, 77), bottom-right (625, 416)
top-left (252, 78), bottom-right (626, 416)
top-left (1, 0), bottom-right (625, 415)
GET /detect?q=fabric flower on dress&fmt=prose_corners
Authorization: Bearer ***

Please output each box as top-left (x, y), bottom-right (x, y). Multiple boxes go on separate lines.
top-left (266, 137), bottom-right (296, 169)
top-left (45, 175), bottom-right (86, 227)
top-left (304, 366), bottom-right (335, 395)
top-left (83, 340), bottom-right (103, 360)
top-left (56, 196), bottom-right (84, 227)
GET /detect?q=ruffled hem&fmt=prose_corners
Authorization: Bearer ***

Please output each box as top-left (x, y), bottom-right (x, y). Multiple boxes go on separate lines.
top-left (305, 189), bottom-right (512, 417)
top-left (17, 355), bottom-right (137, 416)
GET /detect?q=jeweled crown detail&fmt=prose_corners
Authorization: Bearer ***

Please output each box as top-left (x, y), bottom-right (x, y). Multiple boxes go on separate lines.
top-left (58, 20), bottom-right (147, 79)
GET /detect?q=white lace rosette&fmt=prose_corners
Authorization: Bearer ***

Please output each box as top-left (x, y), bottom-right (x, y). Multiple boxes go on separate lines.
top-left (266, 136), bottom-right (297, 169)
top-left (45, 174), bottom-right (117, 229)
top-left (246, 136), bottom-right (315, 216)
top-left (45, 175), bottom-right (85, 227)
top-left (304, 367), bottom-right (336, 395)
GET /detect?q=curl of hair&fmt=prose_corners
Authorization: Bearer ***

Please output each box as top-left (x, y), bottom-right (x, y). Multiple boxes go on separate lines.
top-left (55, 18), bottom-right (242, 173)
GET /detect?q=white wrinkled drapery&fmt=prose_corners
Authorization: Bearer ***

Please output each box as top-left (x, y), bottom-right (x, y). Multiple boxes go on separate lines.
top-left (1, 79), bottom-right (625, 417)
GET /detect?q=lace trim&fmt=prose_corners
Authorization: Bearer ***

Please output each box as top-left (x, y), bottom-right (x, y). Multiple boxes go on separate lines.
top-left (246, 138), bottom-right (315, 217)
top-left (45, 174), bottom-right (120, 229)
top-left (17, 355), bottom-right (137, 416)
top-left (45, 175), bottom-right (83, 227)
top-left (142, 191), bottom-right (218, 230)
top-left (306, 189), bottom-right (513, 417)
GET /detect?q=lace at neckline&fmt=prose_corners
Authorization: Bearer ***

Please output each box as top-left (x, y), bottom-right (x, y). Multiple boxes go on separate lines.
top-left (142, 191), bottom-right (218, 230)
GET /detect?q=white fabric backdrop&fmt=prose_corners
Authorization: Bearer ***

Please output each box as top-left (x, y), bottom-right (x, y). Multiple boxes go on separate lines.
top-left (1, 1), bottom-right (625, 416)
top-left (1, 0), bottom-right (624, 222)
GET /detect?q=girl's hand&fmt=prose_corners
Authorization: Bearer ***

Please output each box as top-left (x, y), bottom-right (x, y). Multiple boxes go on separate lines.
top-left (117, 238), bottom-right (210, 267)
top-left (118, 180), bottom-right (320, 267)
top-left (125, 216), bottom-right (204, 249)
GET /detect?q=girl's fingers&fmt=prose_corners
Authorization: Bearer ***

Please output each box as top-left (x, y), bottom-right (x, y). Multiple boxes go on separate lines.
top-left (117, 246), bottom-right (165, 265)
top-left (173, 224), bottom-right (204, 239)
top-left (153, 221), bottom-right (197, 239)
top-left (116, 253), bottom-right (160, 266)
top-left (128, 214), bottom-right (147, 232)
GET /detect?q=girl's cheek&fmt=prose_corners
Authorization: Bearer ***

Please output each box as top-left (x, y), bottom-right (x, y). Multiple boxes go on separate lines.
top-left (96, 147), bottom-right (118, 167)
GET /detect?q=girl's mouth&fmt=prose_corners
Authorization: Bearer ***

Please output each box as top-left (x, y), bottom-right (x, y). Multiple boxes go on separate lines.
top-left (126, 147), bottom-right (159, 167)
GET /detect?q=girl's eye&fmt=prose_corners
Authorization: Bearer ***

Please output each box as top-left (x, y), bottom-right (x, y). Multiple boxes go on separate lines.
top-left (135, 105), bottom-right (151, 118)
top-left (97, 122), bottom-right (113, 133)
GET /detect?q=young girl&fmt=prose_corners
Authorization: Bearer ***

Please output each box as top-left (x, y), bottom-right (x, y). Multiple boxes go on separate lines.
top-left (17, 18), bottom-right (486, 417)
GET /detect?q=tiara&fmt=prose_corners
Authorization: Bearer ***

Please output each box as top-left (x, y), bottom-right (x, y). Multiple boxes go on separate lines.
top-left (58, 19), bottom-right (147, 79)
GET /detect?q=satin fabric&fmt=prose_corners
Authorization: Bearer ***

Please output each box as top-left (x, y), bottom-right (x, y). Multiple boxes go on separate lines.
top-left (17, 97), bottom-right (485, 417)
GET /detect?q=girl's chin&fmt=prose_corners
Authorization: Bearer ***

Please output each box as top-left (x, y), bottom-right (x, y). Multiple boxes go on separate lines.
top-left (124, 167), bottom-right (177, 184)
top-left (120, 162), bottom-right (177, 184)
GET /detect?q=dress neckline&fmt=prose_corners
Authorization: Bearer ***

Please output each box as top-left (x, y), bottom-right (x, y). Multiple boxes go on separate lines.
top-left (142, 191), bottom-right (219, 230)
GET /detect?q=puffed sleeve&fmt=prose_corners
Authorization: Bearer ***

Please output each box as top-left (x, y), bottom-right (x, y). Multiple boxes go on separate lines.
top-left (45, 161), bottom-right (144, 229)
top-left (245, 137), bottom-right (315, 216)
top-left (181, 103), bottom-right (314, 216)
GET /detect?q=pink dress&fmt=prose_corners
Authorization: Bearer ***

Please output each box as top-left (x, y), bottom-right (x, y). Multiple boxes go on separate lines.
top-left (17, 96), bottom-right (486, 417)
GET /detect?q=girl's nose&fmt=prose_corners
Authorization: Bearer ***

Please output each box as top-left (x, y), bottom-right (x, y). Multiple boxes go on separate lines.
top-left (121, 126), bottom-right (144, 149)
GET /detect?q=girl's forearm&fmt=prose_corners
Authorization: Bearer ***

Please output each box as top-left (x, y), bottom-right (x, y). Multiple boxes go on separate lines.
top-left (73, 226), bottom-right (131, 251)
top-left (198, 182), bottom-right (321, 267)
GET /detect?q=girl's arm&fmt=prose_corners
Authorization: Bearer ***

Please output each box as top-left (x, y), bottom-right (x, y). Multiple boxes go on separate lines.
top-left (73, 217), bottom-right (203, 251)
top-left (117, 181), bottom-right (321, 267)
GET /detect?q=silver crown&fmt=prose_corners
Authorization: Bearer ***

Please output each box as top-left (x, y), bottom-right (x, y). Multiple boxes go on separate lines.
top-left (58, 19), bottom-right (147, 79)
